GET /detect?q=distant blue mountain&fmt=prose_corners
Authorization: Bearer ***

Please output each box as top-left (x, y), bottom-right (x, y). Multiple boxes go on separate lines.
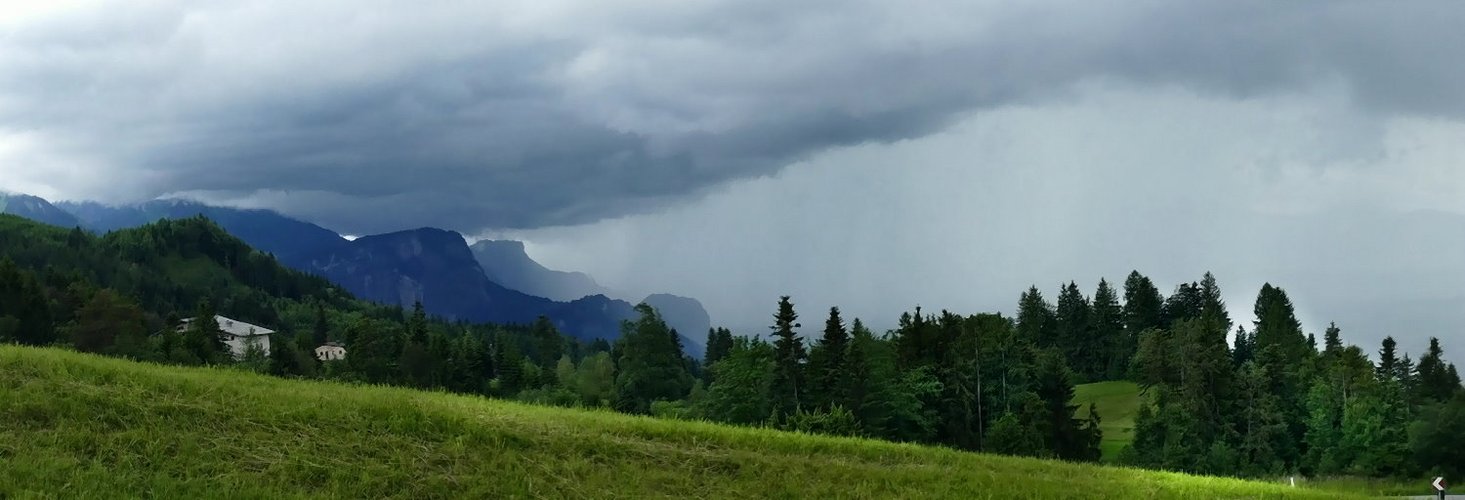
top-left (309, 227), bottom-right (638, 337)
top-left (38, 196), bottom-right (705, 353)
top-left (470, 240), bottom-right (610, 301)
top-left (469, 240), bottom-right (710, 355)
top-left (0, 193), bottom-right (80, 228)
top-left (642, 293), bottom-right (712, 354)
top-left (58, 200), bottom-right (347, 269)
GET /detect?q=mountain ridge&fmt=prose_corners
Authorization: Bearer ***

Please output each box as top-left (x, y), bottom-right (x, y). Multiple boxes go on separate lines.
top-left (23, 195), bottom-right (705, 353)
top-left (0, 192), bottom-right (80, 228)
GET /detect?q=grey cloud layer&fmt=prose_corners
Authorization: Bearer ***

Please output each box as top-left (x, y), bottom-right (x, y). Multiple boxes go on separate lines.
top-left (2, 0), bottom-right (1465, 232)
top-left (511, 84), bottom-right (1465, 357)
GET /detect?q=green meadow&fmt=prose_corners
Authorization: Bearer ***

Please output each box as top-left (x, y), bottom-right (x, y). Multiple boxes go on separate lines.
top-left (1073, 380), bottom-right (1142, 462)
top-left (0, 346), bottom-right (1364, 499)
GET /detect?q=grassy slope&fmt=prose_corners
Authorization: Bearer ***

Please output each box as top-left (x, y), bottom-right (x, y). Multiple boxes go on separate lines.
top-left (0, 347), bottom-right (1360, 499)
top-left (1074, 381), bottom-right (1141, 462)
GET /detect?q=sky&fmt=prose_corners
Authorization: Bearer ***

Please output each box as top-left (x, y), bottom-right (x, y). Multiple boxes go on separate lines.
top-left (1, 1), bottom-right (1463, 357)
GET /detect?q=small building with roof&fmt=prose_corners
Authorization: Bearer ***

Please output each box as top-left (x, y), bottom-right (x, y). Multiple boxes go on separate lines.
top-left (315, 341), bottom-right (347, 361)
top-left (177, 315), bottom-right (273, 359)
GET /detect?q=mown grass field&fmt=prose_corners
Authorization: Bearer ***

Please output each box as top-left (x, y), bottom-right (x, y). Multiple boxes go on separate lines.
top-left (0, 346), bottom-right (1365, 499)
top-left (1073, 381), bottom-right (1142, 462)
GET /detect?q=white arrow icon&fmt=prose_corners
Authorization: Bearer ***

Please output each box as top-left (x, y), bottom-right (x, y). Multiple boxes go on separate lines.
top-left (1435, 477), bottom-right (1447, 492)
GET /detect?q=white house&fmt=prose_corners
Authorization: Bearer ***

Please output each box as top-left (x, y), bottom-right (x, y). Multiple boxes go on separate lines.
top-left (178, 315), bottom-right (273, 359)
top-left (314, 341), bottom-right (347, 361)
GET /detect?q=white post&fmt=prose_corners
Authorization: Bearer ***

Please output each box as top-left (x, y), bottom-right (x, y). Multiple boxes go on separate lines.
top-left (1289, 476), bottom-right (1295, 488)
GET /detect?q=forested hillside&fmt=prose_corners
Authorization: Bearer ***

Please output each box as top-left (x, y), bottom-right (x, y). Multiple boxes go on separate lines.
top-left (0, 213), bottom-right (1461, 483)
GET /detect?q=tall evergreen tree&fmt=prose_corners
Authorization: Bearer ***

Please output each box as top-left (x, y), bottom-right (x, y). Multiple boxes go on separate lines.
top-left (808, 307), bottom-right (849, 410)
top-left (1376, 336), bottom-right (1400, 383)
top-left (840, 319), bottom-right (880, 428)
top-left (1396, 354), bottom-right (1417, 401)
top-left (1053, 282), bottom-right (1091, 375)
top-left (1124, 397), bottom-right (1164, 467)
top-left (1232, 326), bottom-right (1254, 367)
top-left (1250, 283), bottom-right (1310, 467)
top-left (1032, 349), bottom-right (1100, 461)
top-left (929, 311), bottom-right (981, 450)
top-left (1122, 271), bottom-right (1164, 334)
top-left (1091, 279), bottom-right (1125, 380)
top-left (1016, 286), bottom-right (1055, 347)
top-left (1322, 323), bottom-right (1343, 358)
top-left (768, 296), bottom-right (806, 415)
top-left (1162, 282), bottom-right (1203, 328)
top-left (1197, 273), bottom-right (1230, 330)
top-left (1414, 337), bottom-right (1462, 403)
top-left (1254, 284), bottom-right (1312, 354)
top-left (1170, 317), bottom-right (1235, 466)
top-left (704, 328), bottom-right (734, 368)
top-left (894, 307), bottom-right (940, 368)
top-left (1235, 357), bottom-right (1290, 476)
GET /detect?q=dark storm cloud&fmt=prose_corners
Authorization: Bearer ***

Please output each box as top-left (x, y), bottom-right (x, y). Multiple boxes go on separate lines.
top-left (2, 0), bottom-right (1465, 233)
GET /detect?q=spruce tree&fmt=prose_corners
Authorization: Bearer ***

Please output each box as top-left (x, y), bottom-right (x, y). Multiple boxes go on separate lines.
top-left (1232, 326), bottom-right (1254, 367)
top-left (704, 328), bottom-right (733, 366)
top-left (1322, 323), bottom-right (1343, 358)
top-left (1091, 279), bottom-right (1125, 380)
top-left (1032, 349), bottom-right (1097, 460)
top-left (1053, 282), bottom-right (1091, 377)
top-left (1250, 283), bottom-right (1310, 467)
top-left (769, 296), bottom-right (806, 416)
top-left (1376, 336), bottom-right (1400, 383)
top-left (1198, 273), bottom-right (1231, 330)
top-left (1016, 286), bottom-right (1055, 347)
top-left (1414, 337), bottom-right (1462, 403)
top-left (841, 319), bottom-right (879, 427)
top-left (1122, 271), bottom-right (1165, 334)
top-left (808, 307), bottom-right (849, 409)
top-left (1396, 354), bottom-right (1417, 401)
top-left (1125, 398), bottom-right (1164, 467)
top-left (1162, 282), bottom-right (1203, 327)
top-left (1236, 357), bottom-right (1289, 476)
